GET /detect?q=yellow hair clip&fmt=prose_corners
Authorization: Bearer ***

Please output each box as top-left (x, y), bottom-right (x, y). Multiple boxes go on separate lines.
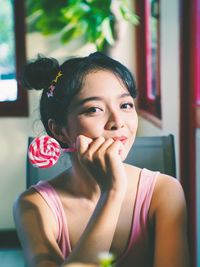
top-left (47, 70), bottom-right (63, 98)
top-left (52, 70), bottom-right (63, 83)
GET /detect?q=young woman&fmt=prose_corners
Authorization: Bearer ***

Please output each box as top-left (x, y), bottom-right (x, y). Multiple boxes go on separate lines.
top-left (13, 52), bottom-right (190, 267)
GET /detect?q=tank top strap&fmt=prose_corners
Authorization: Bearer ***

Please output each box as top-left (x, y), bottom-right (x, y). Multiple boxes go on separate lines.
top-left (128, 168), bottom-right (159, 249)
top-left (32, 181), bottom-right (71, 257)
top-left (137, 168), bottom-right (159, 214)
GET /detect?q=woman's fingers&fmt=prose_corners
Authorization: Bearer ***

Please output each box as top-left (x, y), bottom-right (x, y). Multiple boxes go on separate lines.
top-left (84, 136), bottom-right (106, 160)
top-left (75, 135), bottom-right (126, 191)
top-left (106, 139), bottom-right (123, 157)
top-left (76, 135), bottom-right (123, 161)
top-left (76, 135), bottom-right (93, 155)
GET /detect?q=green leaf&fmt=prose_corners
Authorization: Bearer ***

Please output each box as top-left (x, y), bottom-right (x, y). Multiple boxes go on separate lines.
top-left (73, 20), bottom-right (88, 39)
top-left (101, 17), bottom-right (115, 46)
top-left (62, 2), bottom-right (89, 21)
top-left (95, 33), bottom-right (106, 51)
top-left (61, 27), bottom-right (76, 43)
top-left (35, 16), bottom-right (67, 35)
top-left (25, 0), bottom-right (139, 49)
top-left (61, 20), bottom-right (88, 43)
top-left (119, 5), bottom-right (140, 25)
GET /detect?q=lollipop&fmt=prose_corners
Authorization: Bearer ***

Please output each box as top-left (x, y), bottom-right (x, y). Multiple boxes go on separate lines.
top-left (28, 135), bottom-right (76, 168)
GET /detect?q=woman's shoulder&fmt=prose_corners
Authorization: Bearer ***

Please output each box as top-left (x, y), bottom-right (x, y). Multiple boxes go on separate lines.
top-left (15, 186), bottom-right (39, 205)
top-left (13, 188), bottom-right (59, 255)
top-left (150, 173), bottom-right (187, 219)
top-left (155, 172), bottom-right (183, 197)
top-left (13, 181), bottom-right (58, 234)
top-left (14, 170), bottom-right (63, 209)
top-left (13, 185), bottom-right (47, 215)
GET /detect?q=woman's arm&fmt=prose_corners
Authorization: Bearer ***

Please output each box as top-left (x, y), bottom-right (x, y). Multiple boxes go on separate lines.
top-left (14, 185), bottom-right (125, 267)
top-left (152, 175), bottom-right (190, 267)
top-left (13, 188), bottom-right (64, 267)
top-left (62, 135), bottom-right (128, 265)
top-left (14, 136), bottom-right (128, 267)
top-left (62, 188), bottom-right (125, 266)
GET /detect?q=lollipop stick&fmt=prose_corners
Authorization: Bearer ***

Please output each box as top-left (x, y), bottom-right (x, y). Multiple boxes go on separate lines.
top-left (62, 147), bottom-right (77, 153)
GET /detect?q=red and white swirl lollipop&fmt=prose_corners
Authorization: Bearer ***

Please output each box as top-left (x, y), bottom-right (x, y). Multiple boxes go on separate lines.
top-left (28, 135), bottom-right (76, 168)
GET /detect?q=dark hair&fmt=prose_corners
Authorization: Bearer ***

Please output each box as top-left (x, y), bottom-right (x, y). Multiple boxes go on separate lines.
top-left (21, 52), bottom-right (137, 147)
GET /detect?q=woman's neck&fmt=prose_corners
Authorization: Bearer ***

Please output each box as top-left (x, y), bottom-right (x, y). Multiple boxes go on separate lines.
top-left (67, 156), bottom-right (101, 201)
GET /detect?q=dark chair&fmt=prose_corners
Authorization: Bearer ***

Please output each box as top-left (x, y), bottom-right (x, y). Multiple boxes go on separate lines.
top-left (26, 135), bottom-right (176, 188)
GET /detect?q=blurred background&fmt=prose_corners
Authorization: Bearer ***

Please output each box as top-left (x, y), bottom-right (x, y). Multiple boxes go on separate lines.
top-left (0, 0), bottom-right (199, 266)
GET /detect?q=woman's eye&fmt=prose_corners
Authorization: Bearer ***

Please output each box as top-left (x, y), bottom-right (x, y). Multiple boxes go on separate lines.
top-left (121, 102), bottom-right (134, 109)
top-left (85, 107), bottom-right (102, 114)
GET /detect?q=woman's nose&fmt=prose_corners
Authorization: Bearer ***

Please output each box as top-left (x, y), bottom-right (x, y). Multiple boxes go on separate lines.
top-left (105, 112), bottom-right (124, 130)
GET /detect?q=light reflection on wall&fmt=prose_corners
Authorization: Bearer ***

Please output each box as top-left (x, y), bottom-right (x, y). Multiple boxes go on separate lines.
top-left (0, 79), bottom-right (17, 101)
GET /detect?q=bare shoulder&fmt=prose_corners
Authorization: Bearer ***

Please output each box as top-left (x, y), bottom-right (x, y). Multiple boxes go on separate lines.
top-left (13, 186), bottom-right (64, 266)
top-left (14, 186), bottom-right (45, 210)
top-left (14, 187), bottom-right (40, 211)
top-left (150, 173), bottom-right (187, 220)
top-left (13, 185), bottom-right (57, 239)
top-left (14, 170), bottom-right (68, 208)
top-left (154, 173), bottom-right (186, 204)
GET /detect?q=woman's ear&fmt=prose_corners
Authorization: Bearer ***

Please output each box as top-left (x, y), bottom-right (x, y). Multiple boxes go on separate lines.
top-left (48, 119), bottom-right (70, 145)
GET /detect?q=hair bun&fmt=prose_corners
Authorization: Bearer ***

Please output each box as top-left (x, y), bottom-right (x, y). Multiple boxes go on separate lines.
top-left (20, 55), bottom-right (59, 90)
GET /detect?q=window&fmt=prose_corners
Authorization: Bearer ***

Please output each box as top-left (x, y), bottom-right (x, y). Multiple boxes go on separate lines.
top-left (0, 0), bottom-right (28, 116)
top-left (136, 0), bottom-right (161, 123)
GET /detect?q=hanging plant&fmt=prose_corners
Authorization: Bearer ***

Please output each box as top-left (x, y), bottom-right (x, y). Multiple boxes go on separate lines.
top-left (26, 0), bottom-right (139, 51)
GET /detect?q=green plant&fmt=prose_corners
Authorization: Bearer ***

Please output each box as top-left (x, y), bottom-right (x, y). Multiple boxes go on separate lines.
top-left (26, 0), bottom-right (139, 51)
top-left (98, 252), bottom-right (115, 267)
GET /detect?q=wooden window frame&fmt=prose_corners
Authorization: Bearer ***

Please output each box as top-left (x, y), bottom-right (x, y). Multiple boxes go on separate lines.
top-left (135, 0), bottom-right (161, 125)
top-left (194, 0), bottom-right (200, 129)
top-left (0, 0), bottom-right (28, 117)
top-left (180, 0), bottom-right (200, 266)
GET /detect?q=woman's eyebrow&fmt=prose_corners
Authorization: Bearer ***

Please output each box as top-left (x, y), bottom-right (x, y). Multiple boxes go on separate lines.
top-left (76, 93), bottom-right (132, 107)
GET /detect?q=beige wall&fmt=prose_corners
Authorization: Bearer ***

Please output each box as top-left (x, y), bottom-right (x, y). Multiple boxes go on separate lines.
top-left (112, 0), bottom-right (180, 174)
top-left (0, 0), bottom-right (180, 229)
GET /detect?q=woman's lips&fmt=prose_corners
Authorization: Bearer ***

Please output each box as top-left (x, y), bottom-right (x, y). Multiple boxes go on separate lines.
top-left (112, 136), bottom-right (128, 145)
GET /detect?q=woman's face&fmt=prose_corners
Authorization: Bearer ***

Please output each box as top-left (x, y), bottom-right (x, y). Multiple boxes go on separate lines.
top-left (65, 70), bottom-right (138, 160)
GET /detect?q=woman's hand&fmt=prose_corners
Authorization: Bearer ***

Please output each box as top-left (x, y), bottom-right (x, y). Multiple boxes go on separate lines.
top-left (62, 135), bottom-right (129, 264)
top-left (75, 135), bottom-right (127, 192)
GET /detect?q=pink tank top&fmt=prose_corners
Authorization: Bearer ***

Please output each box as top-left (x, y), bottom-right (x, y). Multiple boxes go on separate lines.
top-left (32, 168), bottom-right (159, 267)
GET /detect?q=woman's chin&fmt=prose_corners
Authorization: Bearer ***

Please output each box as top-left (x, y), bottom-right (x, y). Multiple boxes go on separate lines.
top-left (119, 149), bottom-right (129, 162)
